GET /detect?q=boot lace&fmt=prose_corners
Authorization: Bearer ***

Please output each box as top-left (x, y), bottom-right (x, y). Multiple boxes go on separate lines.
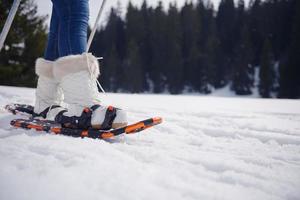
top-left (85, 53), bottom-right (105, 93)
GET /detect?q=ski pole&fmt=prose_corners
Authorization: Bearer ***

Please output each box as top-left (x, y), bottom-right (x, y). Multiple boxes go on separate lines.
top-left (0, 0), bottom-right (21, 52)
top-left (86, 0), bottom-right (107, 52)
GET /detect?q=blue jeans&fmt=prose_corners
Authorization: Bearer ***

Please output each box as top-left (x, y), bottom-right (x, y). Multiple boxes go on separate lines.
top-left (44, 0), bottom-right (89, 61)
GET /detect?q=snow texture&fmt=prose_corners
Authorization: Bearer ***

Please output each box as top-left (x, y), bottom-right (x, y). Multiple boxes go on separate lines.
top-left (0, 85), bottom-right (300, 200)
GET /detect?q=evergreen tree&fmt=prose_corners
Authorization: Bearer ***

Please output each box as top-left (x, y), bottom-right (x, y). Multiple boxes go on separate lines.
top-left (124, 39), bottom-right (144, 93)
top-left (126, 2), bottom-right (143, 44)
top-left (279, 0), bottom-right (300, 98)
top-left (231, 0), bottom-right (254, 95)
top-left (104, 45), bottom-right (121, 92)
top-left (181, 2), bottom-right (202, 92)
top-left (140, 1), bottom-right (153, 91)
top-left (149, 2), bottom-right (167, 93)
top-left (196, 1), bottom-right (219, 92)
top-left (90, 29), bottom-right (105, 59)
top-left (73, 0), bottom-right (300, 97)
top-left (232, 25), bottom-right (254, 95)
top-left (101, 8), bottom-right (124, 91)
top-left (216, 0), bottom-right (236, 87)
top-left (125, 2), bottom-right (147, 91)
top-left (267, 0), bottom-right (293, 59)
top-left (248, 0), bottom-right (266, 66)
top-left (259, 38), bottom-right (275, 98)
top-left (0, 0), bottom-right (47, 87)
top-left (165, 3), bottom-right (183, 94)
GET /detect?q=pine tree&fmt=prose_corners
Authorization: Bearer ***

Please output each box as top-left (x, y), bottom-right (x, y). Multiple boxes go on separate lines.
top-left (0, 0), bottom-right (47, 87)
top-left (216, 0), bottom-right (237, 87)
top-left (165, 3), bottom-right (183, 94)
top-left (60, 0), bottom-right (300, 97)
top-left (181, 2), bottom-right (202, 92)
top-left (124, 39), bottom-right (144, 93)
top-left (101, 8), bottom-right (124, 91)
top-left (279, 0), bottom-right (300, 98)
top-left (259, 38), bottom-right (275, 98)
top-left (103, 45), bottom-right (121, 92)
top-left (232, 25), bottom-right (254, 95)
top-left (248, 0), bottom-right (264, 66)
top-left (126, 2), bottom-right (142, 44)
top-left (196, 1), bottom-right (219, 92)
top-left (149, 2), bottom-right (167, 93)
top-left (140, 1), bottom-right (153, 91)
top-left (125, 2), bottom-right (147, 92)
top-left (231, 0), bottom-right (254, 95)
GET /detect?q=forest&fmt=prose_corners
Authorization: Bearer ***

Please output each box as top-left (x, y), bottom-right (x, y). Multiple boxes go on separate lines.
top-left (0, 0), bottom-right (299, 98)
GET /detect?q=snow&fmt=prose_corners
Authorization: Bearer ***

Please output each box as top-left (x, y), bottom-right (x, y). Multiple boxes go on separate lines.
top-left (0, 85), bottom-right (300, 200)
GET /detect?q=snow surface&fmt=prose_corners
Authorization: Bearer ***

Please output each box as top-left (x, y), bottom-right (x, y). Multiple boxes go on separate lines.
top-left (0, 85), bottom-right (300, 200)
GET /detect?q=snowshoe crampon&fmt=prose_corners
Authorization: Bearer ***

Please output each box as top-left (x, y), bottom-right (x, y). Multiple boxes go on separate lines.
top-left (10, 117), bottom-right (162, 139)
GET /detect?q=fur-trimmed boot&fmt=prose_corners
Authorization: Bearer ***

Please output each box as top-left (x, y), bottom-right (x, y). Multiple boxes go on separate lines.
top-left (51, 53), bottom-right (127, 130)
top-left (34, 58), bottom-right (63, 118)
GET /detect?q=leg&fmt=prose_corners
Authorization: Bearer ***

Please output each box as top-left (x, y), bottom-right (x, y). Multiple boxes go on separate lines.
top-left (50, 53), bottom-right (128, 129)
top-left (34, 4), bottom-right (62, 115)
top-left (52, 0), bottom-right (89, 56)
top-left (47, 0), bottom-right (127, 129)
top-left (44, 5), bottom-right (59, 61)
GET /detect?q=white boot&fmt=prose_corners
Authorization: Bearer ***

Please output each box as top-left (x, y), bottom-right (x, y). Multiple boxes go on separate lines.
top-left (53, 53), bottom-right (127, 129)
top-left (34, 58), bottom-right (63, 117)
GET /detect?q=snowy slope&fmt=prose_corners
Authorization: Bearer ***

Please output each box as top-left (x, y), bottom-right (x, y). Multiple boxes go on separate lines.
top-left (0, 85), bottom-right (300, 200)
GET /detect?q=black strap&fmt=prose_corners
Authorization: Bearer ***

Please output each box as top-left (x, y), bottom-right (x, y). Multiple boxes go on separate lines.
top-left (54, 105), bottom-right (117, 130)
top-left (54, 105), bottom-right (101, 129)
top-left (33, 105), bottom-right (61, 118)
top-left (13, 104), bottom-right (34, 115)
top-left (100, 106), bottom-right (117, 130)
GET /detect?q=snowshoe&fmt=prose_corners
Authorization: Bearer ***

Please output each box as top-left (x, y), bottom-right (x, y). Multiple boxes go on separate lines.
top-left (10, 117), bottom-right (162, 139)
